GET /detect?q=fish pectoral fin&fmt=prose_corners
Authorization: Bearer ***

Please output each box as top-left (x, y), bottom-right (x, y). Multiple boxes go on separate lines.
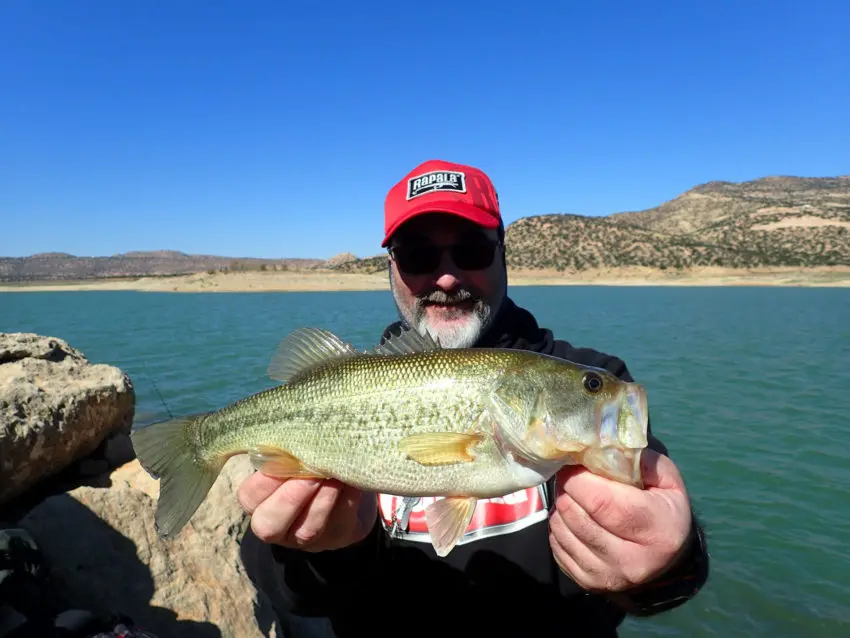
top-left (424, 496), bottom-right (477, 557)
top-left (249, 445), bottom-right (327, 479)
top-left (397, 432), bottom-right (484, 465)
top-left (268, 327), bottom-right (361, 383)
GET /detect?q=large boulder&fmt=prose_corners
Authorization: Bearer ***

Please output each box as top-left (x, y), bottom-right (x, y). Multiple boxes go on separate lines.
top-left (0, 333), bottom-right (136, 506)
top-left (17, 456), bottom-right (280, 637)
top-left (0, 332), bottom-right (280, 636)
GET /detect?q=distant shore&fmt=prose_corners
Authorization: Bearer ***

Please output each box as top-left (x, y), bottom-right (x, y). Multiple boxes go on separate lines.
top-left (2, 266), bottom-right (850, 292)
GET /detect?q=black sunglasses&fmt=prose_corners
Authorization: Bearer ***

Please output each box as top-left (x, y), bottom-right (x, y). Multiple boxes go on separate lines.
top-left (389, 239), bottom-right (502, 275)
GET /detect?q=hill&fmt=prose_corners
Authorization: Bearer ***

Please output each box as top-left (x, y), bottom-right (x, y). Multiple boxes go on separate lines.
top-left (0, 251), bottom-right (324, 282)
top-left (505, 175), bottom-right (850, 271)
top-left (4, 175), bottom-right (850, 281)
top-left (326, 254), bottom-right (388, 274)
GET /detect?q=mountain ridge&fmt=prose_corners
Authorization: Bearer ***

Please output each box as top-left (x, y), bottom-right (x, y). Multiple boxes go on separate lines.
top-left (3, 174), bottom-right (849, 281)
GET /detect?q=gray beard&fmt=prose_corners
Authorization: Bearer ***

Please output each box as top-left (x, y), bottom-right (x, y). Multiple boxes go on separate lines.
top-left (390, 279), bottom-right (500, 349)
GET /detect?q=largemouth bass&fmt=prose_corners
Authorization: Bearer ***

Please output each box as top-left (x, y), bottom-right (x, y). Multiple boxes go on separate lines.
top-left (130, 325), bottom-right (649, 557)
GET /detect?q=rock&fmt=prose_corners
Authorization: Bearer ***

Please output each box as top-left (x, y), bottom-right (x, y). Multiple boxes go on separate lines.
top-left (17, 456), bottom-right (279, 637)
top-left (0, 333), bottom-right (135, 506)
top-left (1, 332), bottom-right (280, 635)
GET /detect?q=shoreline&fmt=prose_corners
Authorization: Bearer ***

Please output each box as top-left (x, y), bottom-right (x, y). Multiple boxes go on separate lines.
top-left (1, 266), bottom-right (849, 292)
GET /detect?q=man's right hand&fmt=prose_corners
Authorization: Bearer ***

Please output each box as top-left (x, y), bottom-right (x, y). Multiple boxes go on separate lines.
top-left (237, 472), bottom-right (377, 552)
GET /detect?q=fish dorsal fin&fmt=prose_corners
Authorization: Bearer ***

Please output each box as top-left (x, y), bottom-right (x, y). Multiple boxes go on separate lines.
top-left (268, 327), bottom-right (361, 383)
top-left (371, 325), bottom-right (442, 356)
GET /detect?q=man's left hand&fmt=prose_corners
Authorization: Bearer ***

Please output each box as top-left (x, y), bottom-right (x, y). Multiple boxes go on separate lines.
top-left (549, 448), bottom-right (693, 594)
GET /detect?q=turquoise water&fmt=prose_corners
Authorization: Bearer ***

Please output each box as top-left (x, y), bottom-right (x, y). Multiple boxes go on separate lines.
top-left (2, 286), bottom-right (849, 636)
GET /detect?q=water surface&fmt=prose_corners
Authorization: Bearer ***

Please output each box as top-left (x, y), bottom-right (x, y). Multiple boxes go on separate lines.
top-left (3, 285), bottom-right (848, 637)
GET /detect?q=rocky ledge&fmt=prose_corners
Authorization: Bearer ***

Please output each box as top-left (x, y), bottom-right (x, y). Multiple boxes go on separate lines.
top-left (0, 333), bottom-right (136, 505)
top-left (0, 333), bottom-right (278, 637)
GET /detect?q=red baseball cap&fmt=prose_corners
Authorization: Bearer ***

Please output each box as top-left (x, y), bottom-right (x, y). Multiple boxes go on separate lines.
top-left (382, 159), bottom-right (501, 247)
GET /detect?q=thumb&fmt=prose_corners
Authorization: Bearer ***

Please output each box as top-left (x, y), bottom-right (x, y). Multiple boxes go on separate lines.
top-left (640, 448), bottom-right (686, 492)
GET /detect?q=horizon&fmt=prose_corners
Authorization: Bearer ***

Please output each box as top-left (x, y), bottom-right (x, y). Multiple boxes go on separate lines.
top-left (2, 0), bottom-right (848, 260)
top-left (4, 170), bottom-right (850, 261)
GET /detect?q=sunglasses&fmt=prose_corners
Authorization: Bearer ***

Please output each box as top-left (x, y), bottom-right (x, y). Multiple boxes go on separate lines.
top-left (388, 239), bottom-right (502, 275)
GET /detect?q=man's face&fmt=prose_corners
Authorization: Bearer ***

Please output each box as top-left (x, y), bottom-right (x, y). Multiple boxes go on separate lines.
top-left (387, 213), bottom-right (507, 349)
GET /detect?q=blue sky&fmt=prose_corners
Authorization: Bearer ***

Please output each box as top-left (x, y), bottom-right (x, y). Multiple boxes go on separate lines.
top-left (2, 0), bottom-right (848, 260)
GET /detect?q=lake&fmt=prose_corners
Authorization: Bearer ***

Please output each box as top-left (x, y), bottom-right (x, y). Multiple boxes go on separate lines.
top-left (2, 285), bottom-right (849, 637)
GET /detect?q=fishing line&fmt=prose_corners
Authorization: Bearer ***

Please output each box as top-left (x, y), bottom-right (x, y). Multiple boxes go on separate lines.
top-left (142, 359), bottom-right (174, 421)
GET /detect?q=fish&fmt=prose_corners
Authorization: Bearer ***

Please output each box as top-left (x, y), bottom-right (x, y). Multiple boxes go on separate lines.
top-left (130, 325), bottom-right (649, 557)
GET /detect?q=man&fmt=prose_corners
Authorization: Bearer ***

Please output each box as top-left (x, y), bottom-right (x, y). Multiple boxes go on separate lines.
top-left (238, 159), bottom-right (709, 637)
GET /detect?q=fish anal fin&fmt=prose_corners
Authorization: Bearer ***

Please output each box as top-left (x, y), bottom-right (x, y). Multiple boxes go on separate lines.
top-left (398, 432), bottom-right (485, 466)
top-left (371, 325), bottom-right (442, 356)
top-left (249, 445), bottom-right (327, 479)
top-left (424, 496), bottom-right (477, 557)
top-left (268, 327), bottom-right (361, 383)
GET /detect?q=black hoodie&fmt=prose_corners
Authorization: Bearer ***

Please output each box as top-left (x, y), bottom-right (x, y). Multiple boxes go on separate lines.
top-left (239, 297), bottom-right (708, 638)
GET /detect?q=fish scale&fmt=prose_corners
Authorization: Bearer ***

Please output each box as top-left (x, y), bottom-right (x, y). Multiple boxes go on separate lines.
top-left (202, 356), bottom-right (513, 495)
top-left (130, 325), bottom-right (649, 556)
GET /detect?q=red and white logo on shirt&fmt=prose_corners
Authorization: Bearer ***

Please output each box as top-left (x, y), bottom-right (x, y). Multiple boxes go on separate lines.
top-left (377, 486), bottom-right (551, 547)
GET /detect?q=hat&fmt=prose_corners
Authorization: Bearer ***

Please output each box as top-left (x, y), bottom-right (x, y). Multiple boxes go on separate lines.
top-left (382, 159), bottom-right (501, 247)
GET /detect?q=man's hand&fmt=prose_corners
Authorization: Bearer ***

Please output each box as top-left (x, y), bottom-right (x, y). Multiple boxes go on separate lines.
top-left (549, 448), bottom-right (693, 593)
top-left (237, 472), bottom-right (377, 552)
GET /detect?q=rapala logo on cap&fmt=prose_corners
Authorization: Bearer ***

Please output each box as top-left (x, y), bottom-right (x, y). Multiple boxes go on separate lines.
top-left (407, 170), bottom-right (466, 200)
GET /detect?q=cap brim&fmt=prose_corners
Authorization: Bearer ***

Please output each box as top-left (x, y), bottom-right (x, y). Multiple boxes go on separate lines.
top-left (381, 201), bottom-right (500, 247)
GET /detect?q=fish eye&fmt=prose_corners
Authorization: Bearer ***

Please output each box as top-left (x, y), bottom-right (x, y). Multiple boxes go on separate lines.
top-left (583, 371), bottom-right (603, 394)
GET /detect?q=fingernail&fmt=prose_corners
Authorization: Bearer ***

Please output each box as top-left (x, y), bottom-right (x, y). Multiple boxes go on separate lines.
top-left (303, 478), bottom-right (324, 491)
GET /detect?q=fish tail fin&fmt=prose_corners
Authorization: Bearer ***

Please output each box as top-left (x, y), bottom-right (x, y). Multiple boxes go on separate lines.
top-left (130, 414), bottom-right (224, 538)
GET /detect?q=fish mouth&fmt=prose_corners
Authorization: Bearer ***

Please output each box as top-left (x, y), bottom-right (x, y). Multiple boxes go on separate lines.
top-left (580, 445), bottom-right (645, 488)
top-left (576, 384), bottom-right (649, 487)
top-left (599, 383), bottom-right (649, 450)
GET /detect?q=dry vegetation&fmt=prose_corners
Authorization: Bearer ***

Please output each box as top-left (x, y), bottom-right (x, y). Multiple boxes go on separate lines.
top-left (325, 254), bottom-right (388, 274)
top-left (506, 176), bottom-right (850, 271)
top-left (0, 250), bottom-right (323, 283)
top-left (4, 176), bottom-right (849, 283)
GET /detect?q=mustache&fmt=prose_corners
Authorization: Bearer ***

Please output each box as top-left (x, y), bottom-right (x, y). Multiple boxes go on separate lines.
top-left (417, 288), bottom-right (479, 305)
